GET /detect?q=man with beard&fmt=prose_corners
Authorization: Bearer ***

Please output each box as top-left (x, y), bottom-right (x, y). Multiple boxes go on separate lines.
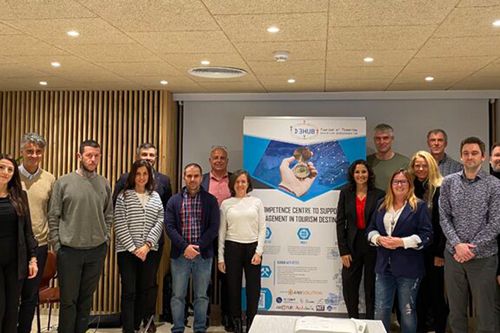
top-left (439, 137), bottom-right (500, 333)
top-left (48, 140), bottom-right (113, 333)
top-left (367, 123), bottom-right (409, 191)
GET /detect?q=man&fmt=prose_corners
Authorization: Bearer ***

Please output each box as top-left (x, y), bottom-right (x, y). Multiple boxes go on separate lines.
top-left (113, 143), bottom-right (172, 332)
top-left (427, 129), bottom-right (462, 176)
top-left (48, 140), bottom-right (113, 333)
top-left (165, 163), bottom-right (220, 333)
top-left (17, 133), bottom-right (56, 333)
top-left (201, 146), bottom-right (232, 330)
top-left (490, 142), bottom-right (500, 331)
top-left (439, 137), bottom-right (500, 333)
top-left (367, 123), bottom-right (409, 190)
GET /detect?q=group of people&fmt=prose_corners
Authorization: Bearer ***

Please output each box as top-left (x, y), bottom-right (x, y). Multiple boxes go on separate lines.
top-left (1, 125), bottom-right (499, 333)
top-left (0, 137), bottom-right (264, 333)
top-left (336, 124), bottom-right (500, 333)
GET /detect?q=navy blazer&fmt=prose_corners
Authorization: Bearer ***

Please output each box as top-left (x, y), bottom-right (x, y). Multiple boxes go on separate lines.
top-left (164, 188), bottom-right (220, 259)
top-left (336, 185), bottom-right (385, 256)
top-left (366, 199), bottom-right (433, 279)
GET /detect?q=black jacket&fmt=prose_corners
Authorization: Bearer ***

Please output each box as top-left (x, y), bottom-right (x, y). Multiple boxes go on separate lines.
top-left (336, 185), bottom-right (385, 256)
top-left (18, 191), bottom-right (38, 279)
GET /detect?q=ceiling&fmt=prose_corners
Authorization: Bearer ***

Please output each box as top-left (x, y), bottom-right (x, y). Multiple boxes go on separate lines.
top-left (1, 0), bottom-right (500, 92)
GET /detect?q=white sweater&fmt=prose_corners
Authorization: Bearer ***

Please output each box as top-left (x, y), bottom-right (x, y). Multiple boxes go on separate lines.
top-left (218, 196), bottom-right (266, 262)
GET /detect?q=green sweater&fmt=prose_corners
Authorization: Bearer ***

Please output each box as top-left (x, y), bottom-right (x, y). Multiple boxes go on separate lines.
top-left (48, 171), bottom-right (113, 251)
top-left (367, 152), bottom-right (410, 191)
top-left (21, 169), bottom-right (55, 246)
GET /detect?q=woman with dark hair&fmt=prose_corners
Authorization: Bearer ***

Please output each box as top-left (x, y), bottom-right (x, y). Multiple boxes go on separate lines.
top-left (114, 159), bottom-right (164, 333)
top-left (409, 151), bottom-right (448, 333)
top-left (218, 170), bottom-right (266, 333)
top-left (0, 154), bottom-right (38, 332)
top-left (336, 159), bottom-right (384, 319)
top-left (367, 169), bottom-right (433, 333)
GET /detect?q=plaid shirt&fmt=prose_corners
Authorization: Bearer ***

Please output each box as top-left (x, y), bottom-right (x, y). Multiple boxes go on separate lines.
top-left (181, 189), bottom-right (202, 244)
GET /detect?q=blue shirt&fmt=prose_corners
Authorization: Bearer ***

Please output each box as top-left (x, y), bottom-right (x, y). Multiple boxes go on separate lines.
top-left (439, 169), bottom-right (500, 258)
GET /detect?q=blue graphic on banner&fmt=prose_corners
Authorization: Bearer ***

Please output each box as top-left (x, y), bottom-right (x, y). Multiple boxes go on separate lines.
top-left (244, 135), bottom-right (364, 201)
top-left (265, 227), bottom-right (272, 240)
top-left (297, 227), bottom-right (311, 240)
top-left (259, 288), bottom-right (273, 311)
top-left (261, 266), bottom-right (272, 278)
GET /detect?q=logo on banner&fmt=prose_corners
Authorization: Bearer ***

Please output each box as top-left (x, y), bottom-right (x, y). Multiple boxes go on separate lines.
top-left (297, 227), bottom-right (311, 240)
top-left (259, 288), bottom-right (273, 311)
top-left (290, 121), bottom-right (319, 140)
top-left (261, 266), bottom-right (272, 278)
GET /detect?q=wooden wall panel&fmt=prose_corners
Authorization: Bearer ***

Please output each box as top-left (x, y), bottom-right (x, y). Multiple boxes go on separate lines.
top-left (0, 90), bottom-right (177, 315)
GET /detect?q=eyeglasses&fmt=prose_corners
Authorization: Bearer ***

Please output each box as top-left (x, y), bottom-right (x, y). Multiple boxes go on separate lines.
top-left (392, 180), bottom-right (409, 186)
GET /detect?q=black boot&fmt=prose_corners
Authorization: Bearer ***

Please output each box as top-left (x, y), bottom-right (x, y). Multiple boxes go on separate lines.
top-left (223, 314), bottom-right (235, 332)
top-left (233, 317), bottom-right (243, 333)
top-left (246, 316), bottom-right (254, 333)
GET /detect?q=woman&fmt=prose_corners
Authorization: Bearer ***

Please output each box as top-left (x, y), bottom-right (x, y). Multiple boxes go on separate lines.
top-left (367, 169), bottom-right (432, 333)
top-left (336, 160), bottom-right (384, 319)
top-left (0, 154), bottom-right (38, 332)
top-left (114, 160), bottom-right (164, 333)
top-left (218, 170), bottom-right (266, 333)
top-left (409, 151), bottom-right (448, 333)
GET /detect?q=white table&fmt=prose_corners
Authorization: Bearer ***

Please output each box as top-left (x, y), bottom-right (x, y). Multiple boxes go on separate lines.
top-left (248, 315), bottom-right (387, 333)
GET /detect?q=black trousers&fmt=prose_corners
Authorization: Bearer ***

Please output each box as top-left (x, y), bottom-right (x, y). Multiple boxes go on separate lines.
top-left (118, 249), bottom-right (162, 333)
top-left (0, 251), bottom-right (19, 333)
top-left (416, 252), bottom-right (449, 333)
top-left (142, 243), bottom-right (163, 323)
top-left (224, 241), bottom-right (261, 324)
top-left (18, 244), bottom-right (48, 333)
top-left (341, 231), bottom-right (376, 319)
top-left (57, 244), bottom-right (107, 333)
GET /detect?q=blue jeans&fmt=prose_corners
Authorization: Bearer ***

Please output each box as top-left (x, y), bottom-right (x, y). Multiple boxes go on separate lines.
top-left (171, 256), bottom-right (213, 333)
top-left (375, 273), bottom-right (421, 333)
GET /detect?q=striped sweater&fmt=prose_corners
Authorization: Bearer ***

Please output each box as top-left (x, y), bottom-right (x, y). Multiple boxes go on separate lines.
top-left (114, 189), bottom-right (164, 253)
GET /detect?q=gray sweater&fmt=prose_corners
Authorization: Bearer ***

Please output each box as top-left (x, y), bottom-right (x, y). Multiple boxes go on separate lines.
top-left (48, 171), bottom-right (113, 251)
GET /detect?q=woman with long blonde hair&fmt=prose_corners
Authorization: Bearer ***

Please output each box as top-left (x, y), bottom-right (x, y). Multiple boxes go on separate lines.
top-left (367, 169), bottom-right (433, 333)
top-left (409, 151), bottom-right (448, 333)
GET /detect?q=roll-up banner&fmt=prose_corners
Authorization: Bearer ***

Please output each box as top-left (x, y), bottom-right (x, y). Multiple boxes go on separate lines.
top-left (243, 116), bottom-right (366, 314)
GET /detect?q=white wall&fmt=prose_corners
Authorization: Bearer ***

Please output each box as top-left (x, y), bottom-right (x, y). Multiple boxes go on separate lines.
top-left (179, 94), bottom-right (490, 174)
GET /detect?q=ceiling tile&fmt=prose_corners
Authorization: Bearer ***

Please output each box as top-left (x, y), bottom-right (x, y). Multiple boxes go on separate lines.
top-left (8, 18), bottom-right (135, 45)
top-left (329, 26), bottom-right (435, 51)
top-left (330, 0), bottom-right (458, 26)
top-left (392, 70), bottom-right (468, 84)
top-left (434, 6), bottom-right (500, 37)
top-left (249, 60), bottom-right (324, 76)
top-left (388, 82), bottom-right (453, 90)
top-left (457, 0), bottom-right (500, 7)
top-left (0, 63), bottom-right (49, 78)
top-left (259, 74), bottom-right (324, 91)
top-left (450, 75), bottom-right (500, 89)
top-left (203, 0), bottom-right (328, 14)
top-left (327, 50), bottom-right (415, 67)
top-left (0, 0), bottom-right (16, 20)
top-left (417, 36), bottom-right (500, 57)
top-left (0, 22), bottom-right (22, 35)
top-left (3, 0), bottom-right (96, 20)
top-left (326, 79), bottom-right (391, 91)
top-left (326, 66), bottom-right (402, 80)
top-left (235, 41), bottom-right (326, 61)
top-left (80, 0), bottom-right (219, 32)
top-left (61, 43), bottom-right (162, 62)
top-left (0, 35), bottom-right (67, 56)
top-left (215, 13), bottom-right (327, 42)
top-left (98, 62), bottom-right (182, 77)
top-left (0, 76), bottom-right (77, 90)
top-left (198, 81), bottom-right (266, 93)
top-left (130, 31), bottom-right (236, 54)
top-left (403, 56), bottom-right (496, 72)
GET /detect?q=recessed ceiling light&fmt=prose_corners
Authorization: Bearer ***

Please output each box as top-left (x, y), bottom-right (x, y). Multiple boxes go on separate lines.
top-left (200, 60), bottom-right (210, 65)
top-left (287, 78), bottom-right (296, 84)
top-left (39, 81), bottom-right (48, 86)
top-left (160, 80), bottom-right (168, 85)
top-left (51, 61), bottom-right (61, 68)
top-left (493, 19), bottom-right (500, 27)
top-left (66, 30), bottom-right (80, 37)
top-left (267, 26), bottom-right (280, 33)
top-left (363, 57), bottom-right (374, 63)
top-left (425, 76), bottom-right (434, 82)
